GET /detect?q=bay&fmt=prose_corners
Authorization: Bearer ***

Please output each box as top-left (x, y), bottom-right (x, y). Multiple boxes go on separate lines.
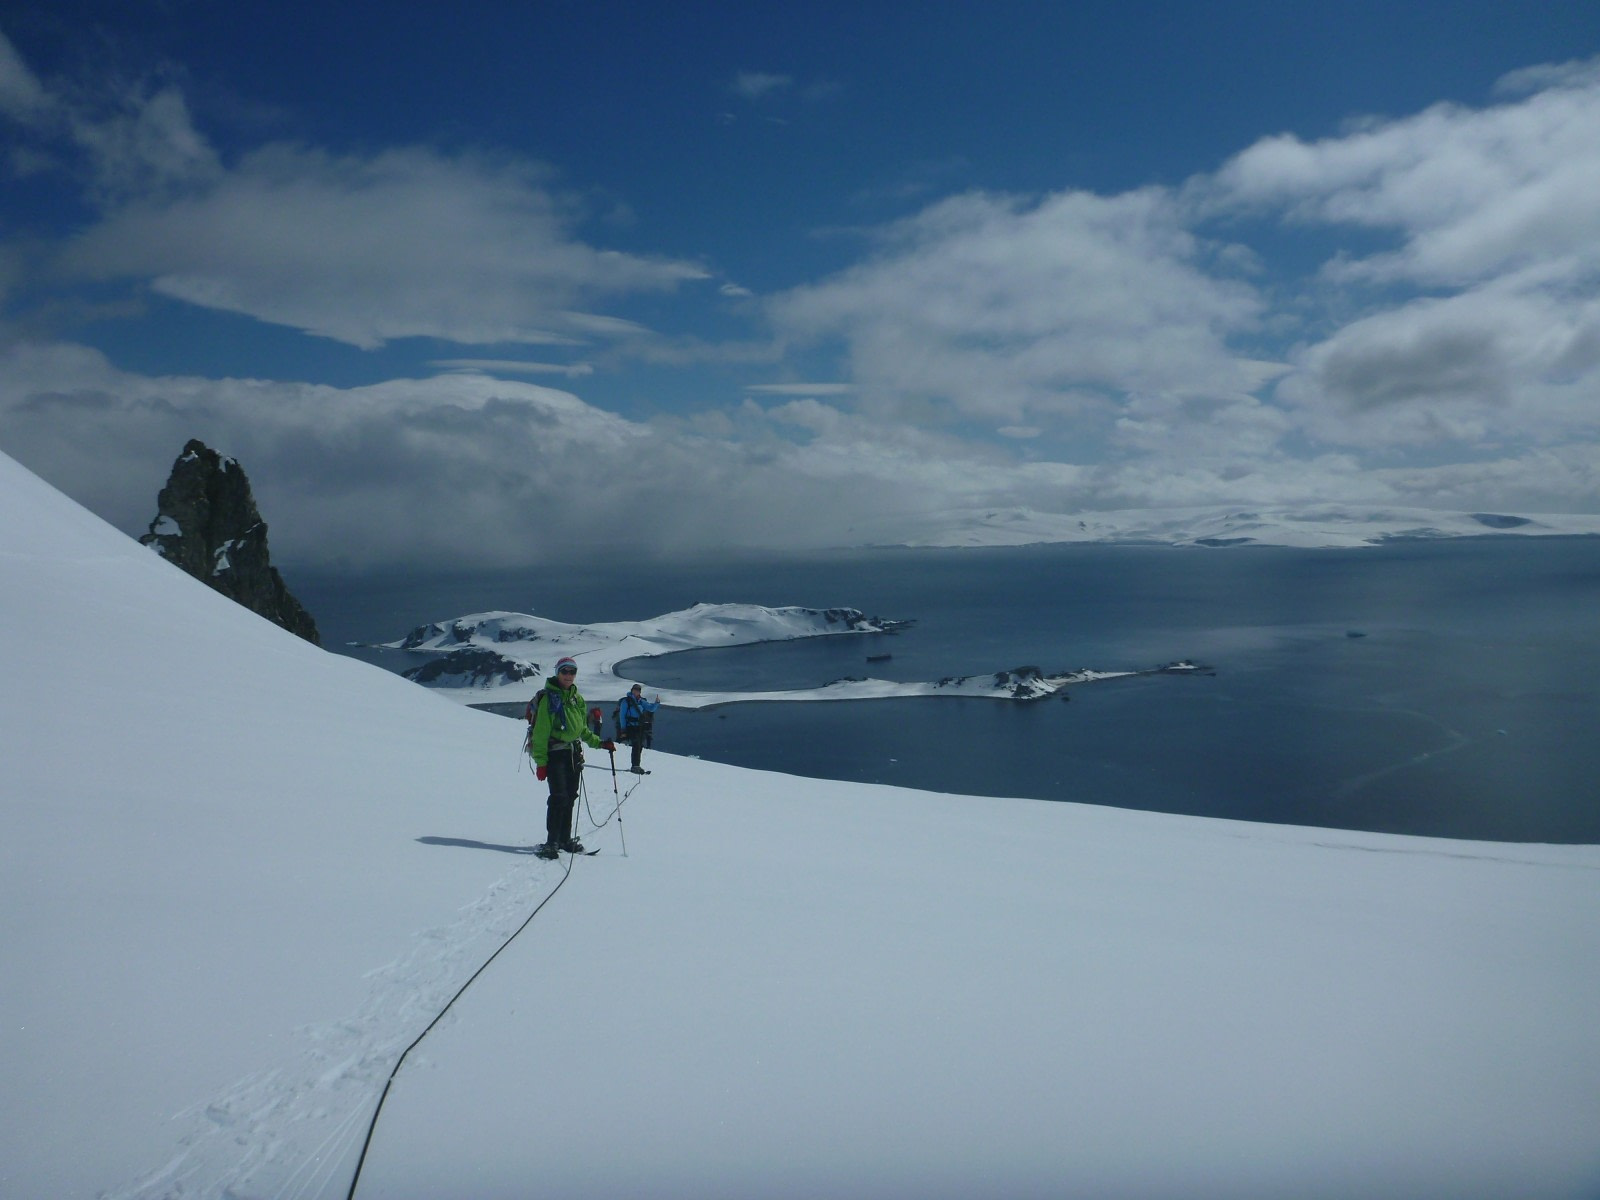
top-left (293, 537), bottom-right (1600, 843)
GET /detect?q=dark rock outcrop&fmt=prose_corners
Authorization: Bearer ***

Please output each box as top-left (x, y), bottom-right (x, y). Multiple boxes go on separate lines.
top-left (402, 649), bottom-right (540, 688)
top-left (139, 439), bottom-right (321, 645)
top-left (820, 607), bottom-right (913, 633)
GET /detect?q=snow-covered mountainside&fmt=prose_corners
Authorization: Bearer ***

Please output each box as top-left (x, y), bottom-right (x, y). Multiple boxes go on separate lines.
top-left (4, 446), bottom-right (1599, 1200)
top-left (384, 604), bottom-right (916, 705)
top-left (886, 503), bottom-right (1600, 548)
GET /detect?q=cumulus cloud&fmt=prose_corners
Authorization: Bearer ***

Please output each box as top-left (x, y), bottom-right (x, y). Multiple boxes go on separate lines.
top-left (0, 343), bottom-right (1035, 567)
top-left (1211, 72), bottom-right (1600, 291)
top-left (768, 188), bottom-right (1267, 429)
top-left (760, 52), bottom-right (1600, 487)
top-left (1201, 54), bottom-right (1600, 460)
top-left (750, 53), bottom-right (1600, 518)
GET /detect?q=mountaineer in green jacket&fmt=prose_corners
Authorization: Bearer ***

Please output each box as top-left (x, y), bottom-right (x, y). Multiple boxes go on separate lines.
top-left (525, 656), bottom-right (614, 858)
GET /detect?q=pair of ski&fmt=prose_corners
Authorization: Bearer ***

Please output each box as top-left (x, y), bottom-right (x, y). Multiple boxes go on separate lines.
top-left (532, 844), bottom-right (601, 860)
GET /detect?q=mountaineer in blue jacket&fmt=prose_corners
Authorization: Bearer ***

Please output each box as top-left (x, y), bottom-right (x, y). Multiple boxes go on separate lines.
top-left (617, 683), bottom-right (660, 774)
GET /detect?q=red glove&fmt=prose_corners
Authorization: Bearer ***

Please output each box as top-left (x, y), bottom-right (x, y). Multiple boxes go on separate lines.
top-left (600, 739), bottom-right (616, 752)
top-left (536, 765), bottom-right (548, 781)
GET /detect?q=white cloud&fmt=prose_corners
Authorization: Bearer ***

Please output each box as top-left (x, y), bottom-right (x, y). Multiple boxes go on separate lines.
top-left (745, 382), bottom-right (854, 396)
top-left (1196, 58), bottom-right (1600, 457)
top-left (0, 342), bottom-right (1008, 566)
top-left (52, 144), bottom-right (709, 349)
top-left (732, 72), bottom-right (793, 100)
top-left (1372, 446), bottom-right (1600, 513)
top-left (3, 340), bottom-right (1594, 573)
top-left (0, 33), bottom-right (220, 201)
top-left (1492, 55), bottom-right (1600, 99)
top-left (0, 26), bottom-right (48, 122)
top-left (429, 359), bottom-right (595, 378)
top-left (1276, 286), bottom-right (1600, 447)
top-left (67, 85), bottom-right (222, 201)
top-left (1212, 71), bottom-right (1600, 291)
top-left (1113, 391), bottom-right (1294, 460)
top-left (763, 55), bottom-right (1600, 487)
top-left (769, 188), bottom-right (1266, 427)
top-left (0, 33), bottom-right (710, 352)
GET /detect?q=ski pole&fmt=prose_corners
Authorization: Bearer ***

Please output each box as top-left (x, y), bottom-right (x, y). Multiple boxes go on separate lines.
top-left (608, 746), bottom-right (627, 857)
top-left (572, 761), bottom-right (583, 847)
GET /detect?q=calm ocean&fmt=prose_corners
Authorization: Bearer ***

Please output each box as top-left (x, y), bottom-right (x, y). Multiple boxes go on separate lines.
top-left (294, 537), bottom-right (1600, 844)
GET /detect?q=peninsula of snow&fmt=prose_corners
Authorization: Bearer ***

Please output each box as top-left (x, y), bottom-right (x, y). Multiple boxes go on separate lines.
top-left (382, 606), bottom-right (1199, 707)
top-left (5, 445), bottom-right (1599, 1200)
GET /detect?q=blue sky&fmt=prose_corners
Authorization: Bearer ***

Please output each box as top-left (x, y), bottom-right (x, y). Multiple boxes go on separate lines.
top-left (3, 1), bottom-right (1599, 568)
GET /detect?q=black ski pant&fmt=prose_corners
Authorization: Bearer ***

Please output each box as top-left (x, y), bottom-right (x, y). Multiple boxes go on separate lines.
top-left (624, 722), bottom-right (645, 769)
top-left (544, 740), bottom-right (583, 845)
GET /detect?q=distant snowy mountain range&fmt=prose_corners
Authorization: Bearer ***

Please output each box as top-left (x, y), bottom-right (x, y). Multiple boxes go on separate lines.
top-left (382, 603), bottom-right (1205, 706)
top-left (882, 504), bottom-right (1600, 549)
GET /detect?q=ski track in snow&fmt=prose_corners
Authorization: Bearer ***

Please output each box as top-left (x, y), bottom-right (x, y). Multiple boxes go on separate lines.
top-left (102, 857), bottom-right (565, 1200)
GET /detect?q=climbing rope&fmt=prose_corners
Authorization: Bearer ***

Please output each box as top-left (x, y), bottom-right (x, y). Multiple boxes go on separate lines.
top-left (344, 848), bottom-right (577, 1199)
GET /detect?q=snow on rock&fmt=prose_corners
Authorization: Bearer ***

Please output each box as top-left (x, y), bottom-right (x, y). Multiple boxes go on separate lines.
top-left (378, 605), bottom-right (1190, 708)
top-left (383, 604), bottom-right (920, 706)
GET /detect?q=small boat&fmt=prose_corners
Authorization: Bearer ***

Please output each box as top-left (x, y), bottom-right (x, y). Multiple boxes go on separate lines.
top-left (866, 653), bottom-right (893, 662)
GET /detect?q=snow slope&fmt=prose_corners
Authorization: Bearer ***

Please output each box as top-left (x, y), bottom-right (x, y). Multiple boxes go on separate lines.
top-left (3, 447), bottom-right (1599, 1199)
top-left (1, 450), bottom-right (548, 1197)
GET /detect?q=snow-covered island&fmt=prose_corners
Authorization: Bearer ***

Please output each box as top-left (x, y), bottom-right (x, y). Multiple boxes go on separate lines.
top-left (382, 604), bottom-right (1204, 707)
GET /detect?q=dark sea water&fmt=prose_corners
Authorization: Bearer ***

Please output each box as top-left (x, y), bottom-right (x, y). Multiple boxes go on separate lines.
top-left (294, 537), bottom-right (1600, 844)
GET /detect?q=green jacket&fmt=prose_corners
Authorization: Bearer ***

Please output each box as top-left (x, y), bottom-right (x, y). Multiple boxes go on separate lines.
top-left (526, 675), bottom-right (604, 766)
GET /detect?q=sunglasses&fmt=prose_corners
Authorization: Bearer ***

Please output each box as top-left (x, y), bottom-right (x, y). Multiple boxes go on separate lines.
top-left (558, 667), bottom-right (577, 675)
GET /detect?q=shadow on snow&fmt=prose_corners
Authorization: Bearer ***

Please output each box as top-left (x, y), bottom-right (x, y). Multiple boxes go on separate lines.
top-left (416, 836), bottom-right (538, 855)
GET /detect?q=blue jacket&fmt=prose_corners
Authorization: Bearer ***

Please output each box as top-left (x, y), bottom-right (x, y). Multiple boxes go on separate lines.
top-left (618, 690), bottom-right (659, 727)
